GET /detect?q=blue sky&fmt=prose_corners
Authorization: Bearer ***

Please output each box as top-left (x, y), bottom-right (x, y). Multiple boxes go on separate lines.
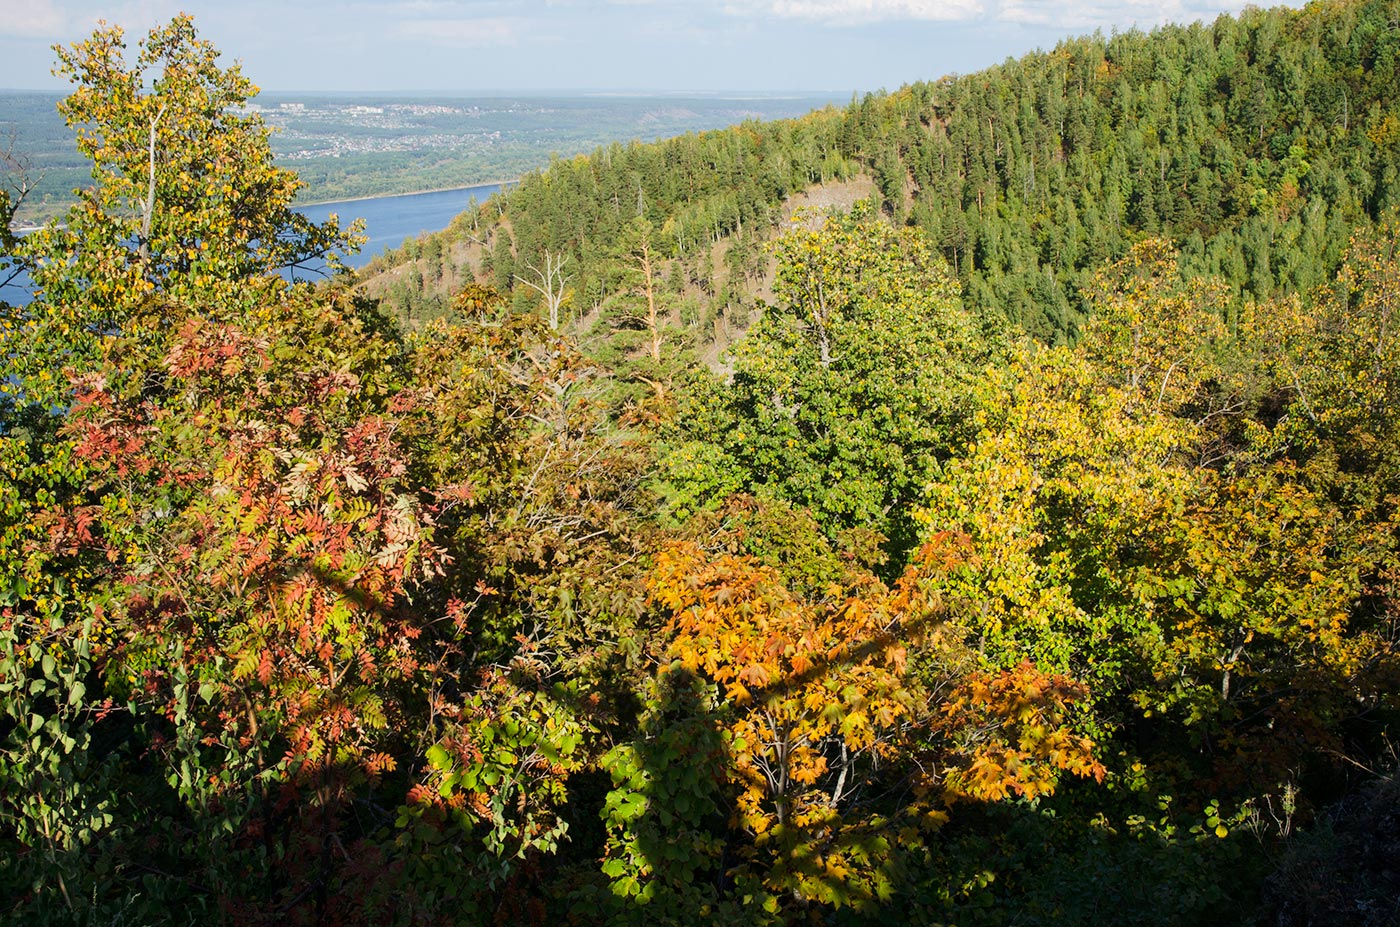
top-left (1, 0), bottom-right (1296, 94)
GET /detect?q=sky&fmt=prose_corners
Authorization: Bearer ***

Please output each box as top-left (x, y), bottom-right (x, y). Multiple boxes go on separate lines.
top-left (1, 0), bottom-right (1297, 95)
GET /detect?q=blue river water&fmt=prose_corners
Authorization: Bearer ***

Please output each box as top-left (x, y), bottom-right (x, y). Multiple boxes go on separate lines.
top-left (296, 181), bottom-right (505, 271)
top-left (1, 180), bottom-right (506, 304)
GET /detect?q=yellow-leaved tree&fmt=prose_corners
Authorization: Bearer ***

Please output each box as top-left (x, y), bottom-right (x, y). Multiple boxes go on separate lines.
top-left (597, 527), bottom-right (1104, 919)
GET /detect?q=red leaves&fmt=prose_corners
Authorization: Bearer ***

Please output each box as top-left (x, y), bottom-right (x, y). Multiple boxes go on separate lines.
top-left (71, 418), bottom-right (150, 475)
top-left (165, 318), bottom-right (269, 380)
top-left (736, 663), bottom-right (771, 688)
top-left (52, 294), bottom-right (458, 800)
top-left (446, 597), bottom-right (473, 635)
top-left (42, 505), bottom-right (99, 555)
top-left (256, 651), bottom-right (274, 685)
top-left (435, 481), bottom-right (478, 506)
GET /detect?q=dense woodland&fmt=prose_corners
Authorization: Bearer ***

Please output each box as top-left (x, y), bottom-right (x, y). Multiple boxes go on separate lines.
top-left (377, 0), bottom-right (1400, 347)
top-left (3, 4), bottom-right (1400, 926)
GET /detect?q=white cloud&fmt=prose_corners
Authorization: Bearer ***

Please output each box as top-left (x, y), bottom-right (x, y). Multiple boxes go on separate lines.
top-left (385, 0), bottom-right (510, 13)
top-left (0, 0), bottom-right (67, 37)
top-left (725, 0), bottom-right (984, 23)
top-left (393, 16), bottom-right (530, 46)
top-left (997, 0), bottom-right (1254, 28)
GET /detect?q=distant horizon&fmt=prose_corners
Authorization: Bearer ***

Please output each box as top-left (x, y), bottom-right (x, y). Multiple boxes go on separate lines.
top-left (1, 1), bottom-right (1303, 100)
top-left (0, 86), bottom-right (851, 100)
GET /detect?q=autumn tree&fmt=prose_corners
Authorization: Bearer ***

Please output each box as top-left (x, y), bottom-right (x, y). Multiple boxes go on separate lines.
top-left (918, 343), bottom-right (1200, 717)
top-left (8, 14), bottom-right (359, 409)
top-left (662, 206), bottom-right (1004, 561)
top-left (920, 240), bottom-right (1398, 788)
top-left (1079, 239), bottom-right (1230, 414)
top-left (597, 522), bottom-right (1103, 919)
top-left (398, 284), bottom-right (659, 687)
top-left (2, 18), bottom-right (450, 922)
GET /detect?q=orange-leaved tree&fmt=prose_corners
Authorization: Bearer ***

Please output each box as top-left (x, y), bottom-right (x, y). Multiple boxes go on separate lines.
top-left (612, 530), bottom-right (1104, 917)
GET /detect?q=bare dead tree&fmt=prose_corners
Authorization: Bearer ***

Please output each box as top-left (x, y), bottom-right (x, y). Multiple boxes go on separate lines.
top-left (514, 251), bottom-right (571, 331)
top-left (1, 127), bottom-right (43, 293)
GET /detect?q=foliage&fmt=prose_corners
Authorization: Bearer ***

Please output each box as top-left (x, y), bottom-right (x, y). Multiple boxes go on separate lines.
top-left (593, 665), bottom-right (732, 919)
top-left (635, 534), bottom-right (1103, 916)
top-left (663, 208), bottom-right (1002, 562)
top-left (374, 0), bottom-right (1400, 353)
top-left (871, 0), bottom-right (1400, 340)
top-left (399, 285), bottom-right (657, 683)
top-left (920, 234), bottom-right (1399, 796)
top-left (8, 14), bottom-right (360, 412)
top-left (1, 19), bottom-right (622, 924)
top-left (5, 8), bottom-right (1400, 926)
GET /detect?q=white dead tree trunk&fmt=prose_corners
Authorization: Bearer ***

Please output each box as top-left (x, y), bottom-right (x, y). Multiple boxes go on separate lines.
top-left (138, 104), bottom-right (168, 262)
top-left (514, 252), bottom-right (570, 330)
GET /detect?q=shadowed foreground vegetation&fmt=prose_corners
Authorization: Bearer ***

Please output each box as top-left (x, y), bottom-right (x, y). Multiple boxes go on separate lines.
top-left (2, 5), bottom-right (1399, 926)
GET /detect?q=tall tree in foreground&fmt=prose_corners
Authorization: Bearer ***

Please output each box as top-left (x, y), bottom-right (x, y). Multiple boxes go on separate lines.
top-left (8, 14), bottom-right (359, 408)
top-left (0, 18), bottom-right (442, 925)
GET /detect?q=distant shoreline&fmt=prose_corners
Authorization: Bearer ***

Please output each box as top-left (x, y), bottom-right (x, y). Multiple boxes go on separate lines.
top-left (296, 179), bottom-right (517, 210)
top-left (8, 180), bottom-right (520, 232)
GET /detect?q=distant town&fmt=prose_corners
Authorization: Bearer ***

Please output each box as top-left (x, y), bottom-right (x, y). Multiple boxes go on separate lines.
top-left (246, 100), bottom-right (506, 161)
top-left (4, 90), bottom-right (839, 223)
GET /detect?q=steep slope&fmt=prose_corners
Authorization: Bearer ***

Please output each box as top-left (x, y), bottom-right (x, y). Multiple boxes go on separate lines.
top-left (366, 0), bottom-right (1400, 349)
top-left (862, 0), bottom-right (1400, 340)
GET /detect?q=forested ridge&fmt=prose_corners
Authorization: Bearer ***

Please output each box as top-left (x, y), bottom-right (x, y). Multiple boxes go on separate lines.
top-left (2, 5), bottom-right (1399, 927)
top-left (373, 0), bottom-right (1400, 347)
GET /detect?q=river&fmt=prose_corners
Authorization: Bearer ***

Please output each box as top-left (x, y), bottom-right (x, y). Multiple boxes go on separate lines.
top-left (1, 180), bottom-right (506, 304)
top-left (295, 181), bottom-right (506, 271)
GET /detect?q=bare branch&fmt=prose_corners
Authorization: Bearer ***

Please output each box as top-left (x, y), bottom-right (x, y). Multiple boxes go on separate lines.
top-left (513, 251), bottom-right (570, 331)
top-left (1, 126), bottom-right (44, 243)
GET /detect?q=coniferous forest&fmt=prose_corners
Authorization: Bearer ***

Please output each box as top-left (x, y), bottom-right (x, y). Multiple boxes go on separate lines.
top-left (3, 3), bottom-right (1400, 925)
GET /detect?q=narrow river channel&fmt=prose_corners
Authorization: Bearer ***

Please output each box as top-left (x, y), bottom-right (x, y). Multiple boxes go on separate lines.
top-left (1, 179), bottom-right (508, 305)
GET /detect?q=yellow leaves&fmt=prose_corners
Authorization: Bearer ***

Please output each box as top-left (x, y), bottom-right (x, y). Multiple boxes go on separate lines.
top-left (790, 754), bottom-right (829, 785)
top-left (1081, 240), bottom-right (1230, 413)
top-left (790, 650), bottom-right (815, 677)
top-left (939, 661), bottom-right (1104, 804)
top-left (1366, 113), bottom-right (1400, 149)
top-left (649, 542), bottom-right (705, 613)
top-left (651, 540), bottom-right (929, 821)
top-left (646, 535), bottom-right (1109, 904)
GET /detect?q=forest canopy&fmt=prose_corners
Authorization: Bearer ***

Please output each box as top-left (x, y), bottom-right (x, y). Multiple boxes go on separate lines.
top-left (3, 4), bottom-right (1399, 926)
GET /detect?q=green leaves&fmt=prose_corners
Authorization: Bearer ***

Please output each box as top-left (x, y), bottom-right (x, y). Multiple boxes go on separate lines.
top-left (665, 207), bottom-right (1003, 564)
top-left (4, 7), bottom-right (1400, 923)
top-left (595, 666), bottom-right (729, 916)
top-left (7, 15), bottom-right (361, 416)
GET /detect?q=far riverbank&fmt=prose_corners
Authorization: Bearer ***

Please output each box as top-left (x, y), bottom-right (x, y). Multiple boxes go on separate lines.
top-left (295, 179), bottom-right (516, 210)
top-left (3, 181), bottom-right (511, 300)
top-left (290, 181), bottom-right (510, 275)
top-left (7, 180), bottom-right (517, 234)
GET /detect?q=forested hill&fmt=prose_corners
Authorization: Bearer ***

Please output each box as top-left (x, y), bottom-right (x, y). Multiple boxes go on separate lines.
top-left (6, 6), bottom-right (1400, 926)
top-left (883, 0), bottom-right (1400, 340)
top-left (368, 0), bottom-right (1400, 344)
